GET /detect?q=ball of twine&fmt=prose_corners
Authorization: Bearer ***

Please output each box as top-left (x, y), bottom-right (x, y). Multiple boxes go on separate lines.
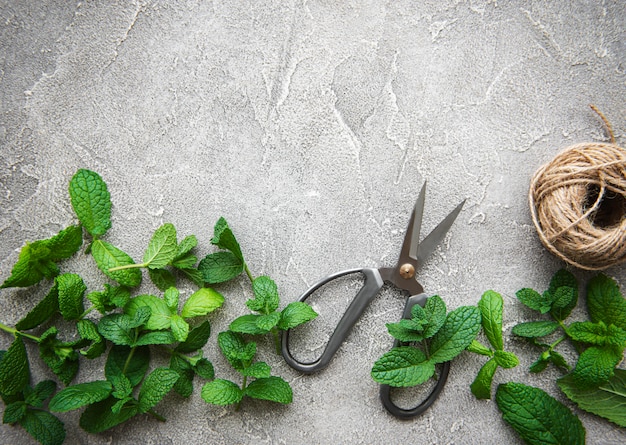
top-left (529, 142), bottom-right (626, 270)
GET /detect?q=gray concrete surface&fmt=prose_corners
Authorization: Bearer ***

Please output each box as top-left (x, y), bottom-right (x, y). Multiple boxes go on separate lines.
top-left (1, 1), bottom-right (625, 444)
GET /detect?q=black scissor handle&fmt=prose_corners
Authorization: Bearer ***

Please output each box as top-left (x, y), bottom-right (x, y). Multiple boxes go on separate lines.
top-left (281, 268), bottom-right (384, 373)
top-left (378, 293), bottom-right (450, 419)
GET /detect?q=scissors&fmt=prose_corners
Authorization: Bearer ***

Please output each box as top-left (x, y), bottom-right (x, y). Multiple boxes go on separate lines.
top-left (281, 183), bottom-right (464, 419)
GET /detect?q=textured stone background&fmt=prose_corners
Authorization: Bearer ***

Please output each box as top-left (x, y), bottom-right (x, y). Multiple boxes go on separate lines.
top-left (1, 1), bottom-right (625, 444)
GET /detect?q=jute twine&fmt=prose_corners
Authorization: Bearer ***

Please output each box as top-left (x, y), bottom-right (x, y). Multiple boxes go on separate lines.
top-left (529, 142), bottom-right (626, 270)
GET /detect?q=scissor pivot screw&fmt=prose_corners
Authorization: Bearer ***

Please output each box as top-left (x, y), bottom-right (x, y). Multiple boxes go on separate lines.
top-left (399, 263), bottom-right (415, 279)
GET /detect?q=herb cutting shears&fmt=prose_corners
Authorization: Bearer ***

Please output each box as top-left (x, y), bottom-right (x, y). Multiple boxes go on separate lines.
top-left (281, 184), bottom-right (464, 419)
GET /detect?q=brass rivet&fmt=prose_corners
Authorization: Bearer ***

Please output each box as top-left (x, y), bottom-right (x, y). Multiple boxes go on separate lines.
top-left (399, 263), bottom-right (415, 279)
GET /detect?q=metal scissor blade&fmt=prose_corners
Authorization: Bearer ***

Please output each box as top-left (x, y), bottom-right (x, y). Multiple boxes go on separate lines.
top-left (416, 199), bottom-right (465, 265)
top-left (400, 183), bottom-right (426, 261)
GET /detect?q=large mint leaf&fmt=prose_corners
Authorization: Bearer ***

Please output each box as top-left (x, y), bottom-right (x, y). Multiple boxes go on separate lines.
top-left (143, 223), bottom-right (178, 269)
top-left (558, 369), bottom-right (626, 427)
top-left (49, 381), bottom-right (112, 412)
top-left (571, 346), bottom-right (623, 388)
top-left (371, 347), bottom-right (435, 387)
top-left (69, 169), bottom-right (111, 238)
top-left (56, 273), bottom-right (86, 321)
top-left (0, 241), bottom-right (57, 288)
top-left (16, 284), bottom-right (60, 331)
top-left (587, 274), bottom-right (626, 330)
top-left (277, 301), bottom-right (318, 330)
top-left (91, 240), bottom-right (141, 287)
top-left (138, 367), bottom-right (179, 413)
top-left (0, 337), bottom-right (30, 396)
top-left (19, 409), bottom-right (66, 445)
top-left (79, 396), bottom-right (138, 433)
top-left (125, 294), bottom-right (172, 330)
top-left (478, 290), bottom-right (504, 351)
top-left (429, 306), bottom-right (481, 364)
top-left (198, 251), bottom-right (244, 284)
top-left (244, 376), bottom-right (292, 404)
top-left (180, 288), bottom-right (224, 318)
top-left (202, 379), bottom-right (243, 406)
top-left (496, 382), bottom-right (585, 445)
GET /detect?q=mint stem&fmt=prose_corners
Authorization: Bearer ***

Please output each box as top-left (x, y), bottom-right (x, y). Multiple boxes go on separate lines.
top-left (271, 327), bottom-right (281, 355)
top-left (122, 346), bottom-right (137, 375)
top-left (0, 322), bottom-right (41, 342)
top-left (147, 409), bottom-right (167, 422)
top-left (108, 263), bottom-right (147, 272)
top-left (244, 263), bottom-right (254, 282)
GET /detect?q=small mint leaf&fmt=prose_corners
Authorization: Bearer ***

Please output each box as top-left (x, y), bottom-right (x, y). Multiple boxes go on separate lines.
top-left (277, 302), bottom-right (318, 330)
top-left (180, 288), bottom-right (224, 318)
top-left (515, 288), bottom-right (551, 314)
top-left (201, 379), bottom-right (243, 406)
top-left (242, 362), bottom-right (271, 379)
top-left (470, 358), bottom-right (498, 400)
top-left (143, 223), bottom-right (178, 269)
top-left (244, 376), bottom-right (293, 404)
top-left (0, 336), bottom-right (30, 396)
top-left (198, 251), bottom-right (244, 284)
top-left (229, 314), bottom-right (269, 335)
top-left (69, 169), bottom-right (111, 238)
top-left (250, 276), bottom-right (279, 314)
top-left (211, 217), bottom-right (243, 261)
top-left (512, 321), bottom-right (560, 338)
top-left (478, 290), bottom-right (504, 351)
top-left (138, 367), bottom-right (179, 414)
top-left (125, 295), bottom-right (171, 330)
top-left (16, 284), bottom-right (60, 331)
top-left (56, 273), bottom-right (86, 321)
top-left (19, 409), bottom-right (66, 445)
top-left (175, 321), bottom-right (211, 353)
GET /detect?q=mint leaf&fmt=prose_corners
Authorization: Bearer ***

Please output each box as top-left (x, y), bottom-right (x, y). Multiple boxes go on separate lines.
top-left (567, 321), bottom-right (626, 347)
top-left (515, 288), bottom-right (551, 314)
top-left (371, 347), bottom-right (435, 387)
top-left (421, 295), bottom-right (447, 338)
top-left (1, 241), bottom-right (57, 288)
top-left (69, 169), bottom-right (111, 238)
top-left (169, 355), bottom-right (194, 398)
top-left (429, 306), bottom-right (481, 363)
top-left (3, 401), bottom-right (27, 424)
top-left (76, 319), bottom-right (105, 359)
top-left (98, 314), bottom-right (139, 346)
top-left (170, 314), bottom-right (190, 342)
top-left (180, 288), bottom-right (224, 318)
top-left (138, 367), bottom-right (179, 413)
top-left (79, 396), bottom-right (138, 433)
top-left (175, 235), bottom-right (197, 259)
top-left (201, 379), bottom-right (243, 406)
top-left (587, 274), bottom-right (626, 330)
top-left (175, 321), bottom-right (211, 353)
top-left (277, 301), bottom-right (318, 330)
top-left (19, 409), bottom-right (66, 445)
top-left (194, 358), bottom-right (215, 380)
top-left (494, 350), bottom-right (519, 369)
top-left (0, 337), bottom-right (30, 396)
top-left (16, 284), bottom-right (59, 331)
top-left (218, 331), bottom-right (255, 371)
top-left (105, 346), bottom-right (149, 387)
top-left (25, 381), bottom-right (56, 408)
top-left (496, 382), bottom-right (585, 445)
top-left (249, 276), bottom-right (279, 314)
top-left (211, 217), bottom-right (243, 261)
top-left (478, 290), bottom-right (504, 351)
top-left (512, 321), bottom-right (560, 338)
top-left (37, 328), bottom-right (79, 385)
top-left (385, 319), bottom-right (427, 342)
top-left (56, 273), bottom-right (86, 321)
top-left (134, 331), bottom-right (176, 346)
top-left (547, 270), bottom-right (578, 321)
top-left (163, 287), bottom-right (179, 312)
top-left (143, 223), bottom-right (178, 269)
top-left (125, 294), bottom-right (171, 330)
top-left (572, 346), bottom-right (623, 388)
top-left (198, 251), bottom-right (244, 284)
top-left (110, 374), bottom-right (132, 400)
top-left (91, 240), bottom-right (141, 287)
top-left (86, 284), bottom-right (130, 314)
top-left (256, 312), bottom-right (280, 332)
top-left (244, 376), bottom-right (293, 404)
top-left (148, 268), bottom-right (177, 291)
top-left (470, 358), bottom-right (498, 400)
top-left (466, 340), bottom-right (493, 357)
top-left (230, 315), bottom-right (268, 335)
top-left (242, 362), bottom-right (272, 379)
top-left (558, 369), bottom-right (626, 427)
top-left (49, 381), bottom-right (112, 412)
top-left (45, 225), bottom-right (83, 261)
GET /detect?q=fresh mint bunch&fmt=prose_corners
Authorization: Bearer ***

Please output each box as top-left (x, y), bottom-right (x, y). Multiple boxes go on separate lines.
top-left (467, 291), bottom-right (519, 399)
top-left (201, 331), bottom-right (292, 407)
top-left (371, 296), bottom-right (481, 387)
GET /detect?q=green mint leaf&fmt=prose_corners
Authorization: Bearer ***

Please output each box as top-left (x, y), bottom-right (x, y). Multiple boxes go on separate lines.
top-left (3, 401), bottom-right (27, 424)
top-left (567, 321), bottom-right (626, 347)
top-left (170, 314), bottom-right (190, 342)
top-left (198, 251), bottom-right (244, 284)
top-left (515, 288), bottom-right (551, 314)
top-left (175, 235), bottom-right (197, 258)
top-left (181, 268), bottom-right (205, 287)
top-left (138, 367), bottom-right (179, 414)
top-left (110, 397), bottom-right (133, 414)
top-left (169, 355), bottom-right (194, 398)
top-left (512, 321), bottom-right (560, 338)
top-left (143, 223), bottom-right (178, 269)
top-left (470, 358), bottom-right (498, 400)
top-left (180, 288), bottom-right (224, 318)
top-left (277, 302), bottom-right (318, 330)
top-left (0, 337), bottom-right (30, 396)
top-left (98, 314), bottom-right (138, 346)
top-left (171, 254), bottom-right (197, 270)
top-left (69, 169), bottom-right (111, 238)
top-left (125, 294), bottom-right (171, 330)
top-left (495, 382), bottom-right (585, 445)
top-left (421, 295), bottom-right (447, 338)
top-left (0, 241), bottom-right (57, 288)
top-left (91, 240), bottom-right (141, 287)
top-left (19, 409), bottom-right (66, 445)
top-left (37, 328), bottom-right (79, 386)
top-left (385, 319), bottom-right (426, 342)
top-left (478, 290), bottom-right (504, 351)
top-left (148, 268), bottom-right (177, 291)
top-left (201, 379), bottom-right (243, 406)
top-left (249, 276), bottom-right (280, 314)
top-left (48, 381), bottom-right (112, 412)
top-left (45, 225), bottom-right (83, 261)
top-left (56, 273), bottom-right (86, 321)
top-left (256, 312), bottom-right (280, 332)
top-left (558, 369), bottom-right (626, 427)
top-left (244, 376), bottom-right (293, 404)
top-left (134, 331), bottom-right (176, 347)
top-left (110, 374), bottom-right (133, 399)
top-left (79, 396), bottom-right (138, 433)
top-left (587, 274), bottom-right (626, 330)
top-left (25, 381), bottom-right (56, 408)
top-left (218, 331), bottom-right (256, 371)
top-left (429, 306), bottom-right (481, 364)
top-left (572, 346), bottom-right (623, 388)
top-left (242, 362), bottom-right (272, 379)
top-left (105, 345), bottom-right (150, 387)
top-left (76, 319), bottom-right (105, 359)
top-left (164, 287), bottom-right (179, 312)
top-left (175, 321), bottom-right (211, 353)
top-left (16, 284), bottom-right (59, 331)
top-left (547, 270), bottom-right (578, 321)
top-left (211, 217), bottom-right (243, 261)
top-left (87, 284), bottom-right (130, 314)
top-left (229, 314), bottom-right (269, 335)
top-left (494, 350), bottom-right (519, 369)
top-left (371, 347), bottom-right (435, 387)
top-left (194, 358), bottom-right (215, 380)
top-left (466, 340), bottom-right (494, 356)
